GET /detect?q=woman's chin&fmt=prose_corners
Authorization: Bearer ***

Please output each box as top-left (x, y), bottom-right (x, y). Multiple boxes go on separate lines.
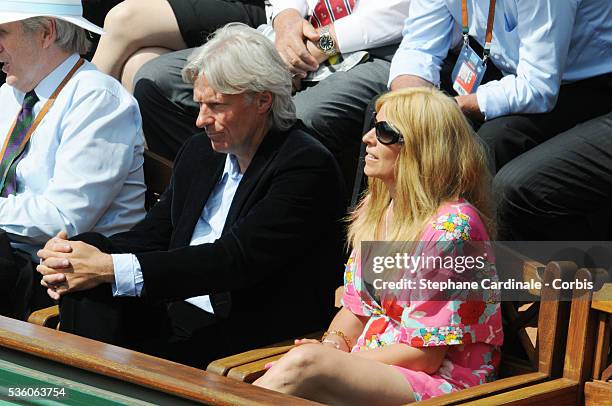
top-left (364, 171), bottom-right (382, 181)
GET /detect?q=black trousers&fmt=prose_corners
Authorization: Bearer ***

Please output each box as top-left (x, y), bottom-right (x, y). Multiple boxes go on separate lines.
top-left (59, 285), bottom-right (229, 368)
top-left (492, 111), bottom-right (612, 240)
top-left (167, 0), bottom-right (266, 48)
top-left (477, 74), bottom-right (612, 173)
top-left (0, 231), bottom-right (54, 320)
top-left (473, 73), bottom-right (612, 240)
top-left (0, 232), bottom-right (33, 320)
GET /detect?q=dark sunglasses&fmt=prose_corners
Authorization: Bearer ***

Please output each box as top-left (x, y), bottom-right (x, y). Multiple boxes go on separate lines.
top-left (374, 120), bottom-right (404, 145)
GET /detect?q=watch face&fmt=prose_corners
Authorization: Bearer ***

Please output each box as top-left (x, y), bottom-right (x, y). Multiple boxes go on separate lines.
top-left (319, 35), bottom-right (334, 52)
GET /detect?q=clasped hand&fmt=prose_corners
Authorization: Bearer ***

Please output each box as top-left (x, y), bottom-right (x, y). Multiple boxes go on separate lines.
top-left (36, 231), bottom-right (114, 300)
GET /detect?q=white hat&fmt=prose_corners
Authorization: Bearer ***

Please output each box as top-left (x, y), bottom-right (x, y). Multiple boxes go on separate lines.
top-left (0, 0), bottom-right (103, 35)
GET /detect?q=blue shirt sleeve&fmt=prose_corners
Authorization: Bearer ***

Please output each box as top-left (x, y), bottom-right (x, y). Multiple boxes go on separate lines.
top-left (476, 0), bottom-right (578, 119)
top-left (391, 0), bottom-right (582, 119)
top-left (389, 0), bottom-right (455, 87)
top-left (111, 253), bottom-right (144, 297)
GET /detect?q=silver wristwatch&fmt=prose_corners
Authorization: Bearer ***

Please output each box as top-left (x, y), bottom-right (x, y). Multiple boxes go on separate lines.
top-left (318, 26), bottom-right (338, 57)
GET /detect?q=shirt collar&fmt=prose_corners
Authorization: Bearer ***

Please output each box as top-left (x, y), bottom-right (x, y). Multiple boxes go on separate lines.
top-left (12, 53), bottom-right (80, 105)
top-left (220, 154), bottom-right (243, 183)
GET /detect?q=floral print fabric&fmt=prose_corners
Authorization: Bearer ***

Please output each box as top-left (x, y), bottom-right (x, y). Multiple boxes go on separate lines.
top-left (341, 200), bottom-right (503, 400)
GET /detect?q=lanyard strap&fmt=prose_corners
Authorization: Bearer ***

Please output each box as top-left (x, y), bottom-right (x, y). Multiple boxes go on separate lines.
top-left (461, 0), bottom-right (497, 63)
top-left (0, 58), bottom-right (85, 163)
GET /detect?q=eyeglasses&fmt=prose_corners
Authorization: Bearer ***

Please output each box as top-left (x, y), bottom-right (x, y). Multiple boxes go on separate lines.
top-left (374, 120), bottom-right (404, 145)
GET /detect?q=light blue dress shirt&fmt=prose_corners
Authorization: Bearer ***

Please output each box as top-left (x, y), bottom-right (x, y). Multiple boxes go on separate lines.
top-left (0, 54), bottom-right (146, 257)
top-left (389, 0), bottom-right (612, 119)
top-left (112, 154), bottom-right (243, 314)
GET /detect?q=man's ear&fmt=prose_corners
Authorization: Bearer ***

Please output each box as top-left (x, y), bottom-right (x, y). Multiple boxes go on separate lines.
top-left (40, 18), bottom-right (57, 49)
top-left (255, 91), bottom-right (273, 114)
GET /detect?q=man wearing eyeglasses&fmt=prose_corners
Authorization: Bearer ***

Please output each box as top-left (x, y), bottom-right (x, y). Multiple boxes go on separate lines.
top-left (390, 0), bottom-right (612, 240)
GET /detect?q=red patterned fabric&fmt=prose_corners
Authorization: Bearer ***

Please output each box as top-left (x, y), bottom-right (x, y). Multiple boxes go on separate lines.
top-left (309, 0), bottom-right (355, 28)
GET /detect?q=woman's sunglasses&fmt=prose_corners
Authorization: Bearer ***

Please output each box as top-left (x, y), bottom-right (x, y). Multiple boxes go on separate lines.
top-left (374, 120), bottom-right (404, 145)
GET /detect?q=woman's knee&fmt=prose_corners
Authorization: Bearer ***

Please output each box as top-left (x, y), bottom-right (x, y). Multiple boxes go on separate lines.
top-left (103, 0), bottom-right (149, 40)
top-left (282, 344), bottom-right (325, 374)
top-left (267, 344), bottom-right (326, 388)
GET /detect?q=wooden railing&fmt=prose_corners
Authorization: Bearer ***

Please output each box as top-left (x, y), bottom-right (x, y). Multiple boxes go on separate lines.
top-left (0, 315), bottom-right (319, 405)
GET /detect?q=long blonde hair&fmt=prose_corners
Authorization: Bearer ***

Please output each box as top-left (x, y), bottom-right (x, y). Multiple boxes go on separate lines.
top-left (347, 87), bottom-right (494, 250)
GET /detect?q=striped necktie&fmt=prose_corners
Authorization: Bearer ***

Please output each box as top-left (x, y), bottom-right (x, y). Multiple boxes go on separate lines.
top-left (310, 0), bottom-right (356, 28)
top-left (0, 90), bottom-right (39, 197)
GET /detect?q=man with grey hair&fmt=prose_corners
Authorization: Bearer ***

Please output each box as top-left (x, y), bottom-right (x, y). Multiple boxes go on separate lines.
top-left (37, 24), bottom-right (345, 368)
top-left (0, 0), bottom-right (146, 319)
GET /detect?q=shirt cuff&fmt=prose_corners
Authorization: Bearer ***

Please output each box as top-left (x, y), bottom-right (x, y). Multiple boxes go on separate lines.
top-left (111, 253), bottom-right (144, 297)
top-left (476, 80), bottom-right (511, 120)
top-left (333, 18), bottom-right (364, 53)
top-left (389, 49), bottom-right (442, 88)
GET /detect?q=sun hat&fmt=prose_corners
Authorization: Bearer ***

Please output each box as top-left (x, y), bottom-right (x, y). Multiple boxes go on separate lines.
top-left (0, 0), bottom-right (103, 34)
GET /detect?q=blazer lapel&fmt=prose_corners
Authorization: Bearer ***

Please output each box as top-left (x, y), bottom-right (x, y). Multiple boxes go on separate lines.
top-left (172, 151), bottom-right (226, 247)
top-left (223, 129), bottom-right (286, 232)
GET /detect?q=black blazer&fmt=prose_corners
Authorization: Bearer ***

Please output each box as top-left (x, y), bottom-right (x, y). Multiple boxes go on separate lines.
top-left (81, 123), bottom-right (346, 344)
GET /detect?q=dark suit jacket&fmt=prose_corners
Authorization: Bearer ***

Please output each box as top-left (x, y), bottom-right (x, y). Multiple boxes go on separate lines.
top-left (78, 123), bottom-right (346, 346)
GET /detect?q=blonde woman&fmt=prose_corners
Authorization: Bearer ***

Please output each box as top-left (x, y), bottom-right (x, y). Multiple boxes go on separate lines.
top-left (254, 88), bottom-right (503, 404)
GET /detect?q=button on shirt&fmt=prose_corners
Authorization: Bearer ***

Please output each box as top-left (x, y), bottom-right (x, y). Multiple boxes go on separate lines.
top-left (271, 0), bottom-right (410, 52)
top-left (0, 54), bottom-right (146, 256)
top-left (389, 0), bottom-right (612, 119)
top-left (112, 154), bottom-right (243, 314)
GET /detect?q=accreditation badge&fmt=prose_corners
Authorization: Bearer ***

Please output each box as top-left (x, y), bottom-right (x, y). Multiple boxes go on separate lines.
top-left (451, 43), bottom-right (487, 95)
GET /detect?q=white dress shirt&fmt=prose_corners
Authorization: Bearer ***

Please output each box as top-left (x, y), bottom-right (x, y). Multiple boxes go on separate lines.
top-left (390, 0), bottom-right (612, 119)
top-left (0, 54), bottom-right (146, 255)
top-left (112, 154), bottom-right (243, 314)
top-left (270, 0), bottom-right (410, 52)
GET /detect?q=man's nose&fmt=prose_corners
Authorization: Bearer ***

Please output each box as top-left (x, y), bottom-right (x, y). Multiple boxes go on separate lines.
top-left (196, 107), bottom-right (214, 129)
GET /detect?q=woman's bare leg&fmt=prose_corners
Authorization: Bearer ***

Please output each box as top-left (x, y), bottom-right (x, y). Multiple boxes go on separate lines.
top-left (92, 0), bottom-right (186, 79)
top-left (253, 344), bottom-right (415, 405)
top-left (120, 47), bottom-right (172, 92)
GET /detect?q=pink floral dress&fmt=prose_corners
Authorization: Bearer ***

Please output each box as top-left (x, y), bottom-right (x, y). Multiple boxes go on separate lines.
top-left (342, 200), bottom-right (503, 400)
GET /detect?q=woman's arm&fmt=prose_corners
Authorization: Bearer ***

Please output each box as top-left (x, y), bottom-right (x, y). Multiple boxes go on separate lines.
top-left (352, 343), bottom-right (448, 374)
top-left (313, 307), bottom-right (367, 351)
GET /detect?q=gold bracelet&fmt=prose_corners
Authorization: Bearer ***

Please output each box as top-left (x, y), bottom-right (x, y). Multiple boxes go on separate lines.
top-left (321, 339), bottom-right (341, 349)
top-left (321, 330), bottom-right (352, 349)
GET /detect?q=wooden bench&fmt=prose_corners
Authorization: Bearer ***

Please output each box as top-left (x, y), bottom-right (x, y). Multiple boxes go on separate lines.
top-left (0, 315), bottom-right (320, 405)
top-left (207, 254), bottom-right (578, 404)
top-left (460, 268), bottom-right (611, 405)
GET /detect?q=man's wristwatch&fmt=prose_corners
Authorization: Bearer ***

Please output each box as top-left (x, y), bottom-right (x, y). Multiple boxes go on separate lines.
top-left (318, 26), bottom-right (338, 57)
